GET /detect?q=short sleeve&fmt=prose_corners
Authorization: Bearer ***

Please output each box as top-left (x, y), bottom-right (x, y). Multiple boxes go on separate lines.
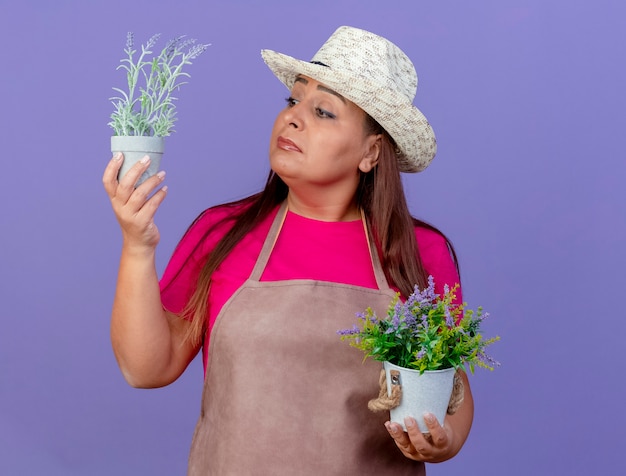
top-left (159, 207), bottom-right (235, 314)
top-left (415, 227), bottom-right (462, 305)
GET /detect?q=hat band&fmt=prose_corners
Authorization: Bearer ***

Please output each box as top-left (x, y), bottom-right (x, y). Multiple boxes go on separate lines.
top-left (309, 60), bottom-right (329, 67)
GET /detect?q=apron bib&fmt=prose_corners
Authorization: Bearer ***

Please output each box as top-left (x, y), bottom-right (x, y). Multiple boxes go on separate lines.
top-left (188, 203), bottom-right (425, 475)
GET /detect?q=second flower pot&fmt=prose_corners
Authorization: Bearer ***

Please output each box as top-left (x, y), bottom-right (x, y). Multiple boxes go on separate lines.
top-left (111, 135), bottom-right (165, 187)
top-left (384, 362), bottom-right (456, 432)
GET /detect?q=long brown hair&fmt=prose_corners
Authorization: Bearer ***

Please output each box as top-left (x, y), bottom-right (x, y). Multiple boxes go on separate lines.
top-left (170, 115), bottom-right (458, 346)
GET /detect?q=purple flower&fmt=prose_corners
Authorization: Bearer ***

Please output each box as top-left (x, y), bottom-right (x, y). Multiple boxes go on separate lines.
top-left (355, 311), bottom-right (377, 325)
top-left (393, 301), bottom-right (404, 318)
top-left (390, 313), bottom-right (401, 331)
top-left (408, 276), bottom-right (438, 307)
top-left (404, 288), bottom-right (419, 309)
top-left (404, 314), bottom-right (417, 328)
top-left (477, 351), bottom-right (500, 368)
top-left (164, 35), bottom-right (185, 58)
top-left (337, 274), bottom-right (499, 374)
top-left (445, 307), bottom-right (454, 327)
top-left (336, 324), bottom-right (361, 336)
top-left (187, 43), bottom-right (209, 59)
top-left (145, 33), bottom-right (161, 50)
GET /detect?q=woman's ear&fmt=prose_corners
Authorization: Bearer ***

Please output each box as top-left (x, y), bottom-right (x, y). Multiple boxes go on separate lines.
top-left (358, 134), bottom-right (381, 173)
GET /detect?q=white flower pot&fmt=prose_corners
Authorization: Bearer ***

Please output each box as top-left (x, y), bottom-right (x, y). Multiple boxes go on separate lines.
top-left (384, 361), bottom-right (456, 432)
top-left (111, 136), bottom-right (165, 186)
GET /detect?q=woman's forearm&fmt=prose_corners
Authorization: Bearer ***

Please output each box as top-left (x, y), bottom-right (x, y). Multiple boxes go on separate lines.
top-left (442, 370), bottom-right (474, 460)
top-left (110, 244), bottom-right (194, 388)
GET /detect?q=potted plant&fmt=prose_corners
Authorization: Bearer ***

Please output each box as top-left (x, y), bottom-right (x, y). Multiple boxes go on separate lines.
top-left (338, 275), bottom-right (499, 432)
top-left (109, 32), bottom-right (208, 185)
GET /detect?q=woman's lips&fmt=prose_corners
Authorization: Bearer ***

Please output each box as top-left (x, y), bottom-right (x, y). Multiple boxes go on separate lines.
top-left (277, 136), bottom-right (301, 152)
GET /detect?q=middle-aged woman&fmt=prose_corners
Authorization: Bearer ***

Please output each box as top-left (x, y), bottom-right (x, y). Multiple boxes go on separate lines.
top-left (103, 26), bottom-right (474, 475)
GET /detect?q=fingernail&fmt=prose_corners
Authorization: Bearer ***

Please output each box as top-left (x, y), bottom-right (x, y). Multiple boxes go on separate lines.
top-left (404, 417), bottom-right (416, 429)
top-left (140, 155), bottom-right (150, 164)
top-left (423, 413), bottom-right (435, 424)
top-left (112, 152), bottom-right (122, 161)
top-left (156, 171), bottom-right (166, 180)
top-left (386, 423), bottom-right (398, 436)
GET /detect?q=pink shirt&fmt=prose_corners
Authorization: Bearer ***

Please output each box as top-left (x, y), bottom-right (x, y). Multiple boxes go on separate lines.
top-left (160, 204), bottom-right (461, 368)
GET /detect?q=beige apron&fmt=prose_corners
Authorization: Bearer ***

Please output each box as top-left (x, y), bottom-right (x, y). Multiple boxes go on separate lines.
top-left (188, 203), bottom-right (426, 475)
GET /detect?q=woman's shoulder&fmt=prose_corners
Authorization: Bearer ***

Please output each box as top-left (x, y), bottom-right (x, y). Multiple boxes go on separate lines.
top-left (413, 222), bottom-right (449, 250)
top-left (413, 222), bottom-right (459, 285)
top-left (186, 199), bottom-right (261, 239)
top-left (193, 200), bottom-right (252, 229)
top-left (172, 200), bottom-right (255, 256)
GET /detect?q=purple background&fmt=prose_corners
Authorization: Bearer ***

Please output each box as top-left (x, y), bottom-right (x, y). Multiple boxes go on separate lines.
top-left (1, 1), bottom-right (624, 474)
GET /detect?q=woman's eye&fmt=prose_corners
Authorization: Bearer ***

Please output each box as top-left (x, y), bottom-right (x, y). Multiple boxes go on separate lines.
top-left (316, 108), bottom-right (336, 119)
top-left (285, 97), bottom-right (298, 108)
top-left (284, 97), bottom-right (335, 119)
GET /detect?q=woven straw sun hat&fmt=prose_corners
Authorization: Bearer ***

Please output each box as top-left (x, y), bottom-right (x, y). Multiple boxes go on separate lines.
top-left (261, 26), bottom-right (436, 173)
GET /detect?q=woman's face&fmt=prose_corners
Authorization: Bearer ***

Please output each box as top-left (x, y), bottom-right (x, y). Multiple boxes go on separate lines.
top-left (269, 76), bottom-right (380, 202)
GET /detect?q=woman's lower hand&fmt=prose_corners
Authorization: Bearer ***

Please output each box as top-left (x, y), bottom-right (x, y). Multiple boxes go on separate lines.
top-left (102, 153), bottom-right (168, 251)
top-left (385, 414), bottom-right (456, 463)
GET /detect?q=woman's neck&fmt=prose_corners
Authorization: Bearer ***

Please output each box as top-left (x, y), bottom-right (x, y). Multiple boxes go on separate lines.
top-left (286, 193), bottom-right (360, 222)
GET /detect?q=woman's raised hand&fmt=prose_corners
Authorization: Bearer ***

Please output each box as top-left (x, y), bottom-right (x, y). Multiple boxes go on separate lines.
top-left (102, 153), bottom-right (167, 251)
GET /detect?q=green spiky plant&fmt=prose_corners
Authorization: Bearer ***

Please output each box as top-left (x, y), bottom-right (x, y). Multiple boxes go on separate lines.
top-left (338, 276), bottom-right (500, 374)
top-left (109, 32), bottom-right (208, 137)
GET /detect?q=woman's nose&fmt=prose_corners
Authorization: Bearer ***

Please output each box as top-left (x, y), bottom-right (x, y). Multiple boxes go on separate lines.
top-left (283, 103), bottom-right (303, 129)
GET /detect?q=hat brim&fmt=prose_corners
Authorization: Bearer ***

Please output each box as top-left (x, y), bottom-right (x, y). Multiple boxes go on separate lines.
top-left (261, 49), bottom-right (436, 173)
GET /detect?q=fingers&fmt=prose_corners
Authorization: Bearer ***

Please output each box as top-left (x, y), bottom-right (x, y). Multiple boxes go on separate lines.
top-left (385, 414), bottom-right (451, 462)
top-left (104, 154), bottom-right (164, 204)
top-left (103, 153), bottom-right (168, 245)
top-left (114, 155), bottom-right (153, 203)
top-left (135, 173), bottom-right (168, 219)
top-left (404, 416), bottom-right (437, 457)
top-left (420, 413), bottom-right (449, 449)
top-left (103, 153), bottom-right (124, 198)
top-left (125, 169), bottom-right (167, 210)
top-left (116, 169), bottom-right (167, 235)
top-left (385, 421), bottom-right (420, 459)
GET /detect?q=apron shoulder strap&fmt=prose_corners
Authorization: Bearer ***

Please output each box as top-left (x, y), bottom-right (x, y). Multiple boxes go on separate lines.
top-left (361, 210), bottom-right (391, 292)
top-left (249, 201), bottom-right (288, 281)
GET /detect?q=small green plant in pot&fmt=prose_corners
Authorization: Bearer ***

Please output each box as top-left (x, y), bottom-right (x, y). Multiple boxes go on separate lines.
top-left (109, 32), bottom-right (208, 185)
top-left (338, 276), bottom-right (499, 432)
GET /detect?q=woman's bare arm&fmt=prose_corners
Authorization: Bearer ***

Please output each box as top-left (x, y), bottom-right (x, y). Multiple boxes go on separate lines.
top-left (104, 154), bottom-right (200, 388)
